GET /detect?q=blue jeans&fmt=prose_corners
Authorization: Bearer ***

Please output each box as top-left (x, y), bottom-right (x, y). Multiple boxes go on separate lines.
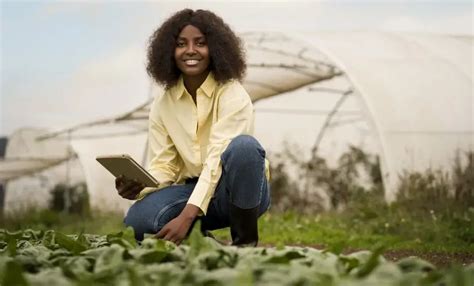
top-left (124, 135), bottom-right (271, 240)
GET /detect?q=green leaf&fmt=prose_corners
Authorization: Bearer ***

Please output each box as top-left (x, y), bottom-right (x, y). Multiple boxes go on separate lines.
top-left (49, 248), bottom-right (72, 262)
top-left (41, 230), bottom-right (57, 249)
top-left (81, 247), bottom-right (110, 259)
top-left (397, 256), bottom-right (435, 273)
top-left (25, 267), bottom-right (73, 286)
top-left (2, 230), bottom-right (25, 256)
top-left (6, 235), bottom-right (17, 256)
top-left (129, 248), bottom-right (169, 264)
top-left (355, 246), bottom-right (386, 278)
top-left (106, 227), bottom-right (137, 249)
top-left (338, 256), bottom-right (360, 274)
top-left (186, 221), bottom-right (218, 259)
top-left (76, 232), bottom-right (90, 249)
top-left (126, 266), bottom-right (142, 286)
top-left (5, 230), bottom-right (23, 238)
top-left (61, 256), bottom-right (92, 279)
top-left (2, 260), bottom-right (28, 286)
top-left (195, 249), bottom-right (239, 270)
top-left (55, 232), bottom-right (87, 255)
top-left (263, 250), bottom-right (306, 264)
top-left (93, 245), bottom-right (125, 276)
top-left (438, 266), bottom-right (474, 286)
top-left (22, 229), bottom-right (42, 241)
top-left (16, 245), bottom-right (52, 273)
top-left (0, 256), bottom-right (13, 281)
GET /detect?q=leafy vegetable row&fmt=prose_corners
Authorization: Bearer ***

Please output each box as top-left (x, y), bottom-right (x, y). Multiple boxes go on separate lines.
top-left (1, 227), bottom-right (472, 285)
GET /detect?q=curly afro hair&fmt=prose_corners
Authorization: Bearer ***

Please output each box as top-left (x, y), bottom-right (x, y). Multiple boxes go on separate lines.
top-left (146, 9), bottom-right (246, 89)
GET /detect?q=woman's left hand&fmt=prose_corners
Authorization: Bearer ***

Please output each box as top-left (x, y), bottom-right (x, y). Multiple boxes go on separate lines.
top-left (155, 204), bottom-right (200, 245)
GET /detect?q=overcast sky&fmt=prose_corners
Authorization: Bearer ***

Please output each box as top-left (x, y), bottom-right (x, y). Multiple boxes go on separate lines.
top-left (1, 0), bottom-right (472, 137)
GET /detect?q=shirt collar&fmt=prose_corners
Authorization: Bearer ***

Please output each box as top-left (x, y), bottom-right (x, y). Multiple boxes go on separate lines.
top-left (175, 77), bottom-right (186, 100)
top-left (175, 72), bottom-right (217, 100)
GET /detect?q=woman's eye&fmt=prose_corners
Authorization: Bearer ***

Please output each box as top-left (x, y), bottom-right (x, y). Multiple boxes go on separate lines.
top-left (196, 42), bottom-right (206, 47)
top-left (177, 42), bottom-right (185, 47)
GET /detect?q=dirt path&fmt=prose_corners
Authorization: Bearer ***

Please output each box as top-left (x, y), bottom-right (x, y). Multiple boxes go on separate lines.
top-left (382, 250), bottom-right (474, 268)
top-left (257, 242), bottom-right (474, 268)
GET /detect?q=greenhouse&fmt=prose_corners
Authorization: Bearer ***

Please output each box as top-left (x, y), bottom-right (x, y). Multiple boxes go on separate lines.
top-left (1, 31), bottom-right (472, 213)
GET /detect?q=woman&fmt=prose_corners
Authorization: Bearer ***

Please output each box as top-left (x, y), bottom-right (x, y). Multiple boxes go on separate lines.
top-left (117, 9), bottom-right (270, 246)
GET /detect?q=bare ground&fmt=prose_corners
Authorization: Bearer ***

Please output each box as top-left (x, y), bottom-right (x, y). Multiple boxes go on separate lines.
top-left (382, 249), bottom-right (474, 268)
top-left (257, 242), bottom-right (474, 268)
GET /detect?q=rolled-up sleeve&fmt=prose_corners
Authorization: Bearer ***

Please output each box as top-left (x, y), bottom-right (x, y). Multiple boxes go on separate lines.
top-left (187, 83), bottom-right (253, 215)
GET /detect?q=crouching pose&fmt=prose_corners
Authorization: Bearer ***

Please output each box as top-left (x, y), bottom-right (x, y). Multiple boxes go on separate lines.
top-left (116, 9), bottom-right (271, 246)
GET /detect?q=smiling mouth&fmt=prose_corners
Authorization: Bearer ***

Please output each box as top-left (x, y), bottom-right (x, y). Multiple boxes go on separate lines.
top-left (184, 59), bottom-right (200, 66)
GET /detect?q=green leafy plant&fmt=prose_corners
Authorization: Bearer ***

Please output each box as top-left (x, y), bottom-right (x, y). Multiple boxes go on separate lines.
top-left (1, 227), bottom-right (472, 285)
top-left (269, 144), bottom-right (382, 212)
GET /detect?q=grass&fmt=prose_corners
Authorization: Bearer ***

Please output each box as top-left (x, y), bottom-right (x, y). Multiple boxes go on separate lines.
top-left (0, 208), bottom-right (124, 235)
top-left (3, 148), bottom-right (471, 254)
top-left (1, 203), bottom-right (472, 255)
top-left (210, 209), bottom-right (474, 253)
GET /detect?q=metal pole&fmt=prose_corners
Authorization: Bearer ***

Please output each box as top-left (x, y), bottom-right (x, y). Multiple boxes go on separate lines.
top-left (64, 130), bottom-right (72, 213)
top-left (311, 89), bottom-right (353, 157)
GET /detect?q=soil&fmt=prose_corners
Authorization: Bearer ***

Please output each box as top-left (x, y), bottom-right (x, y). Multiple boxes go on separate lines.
top-left (381, 249), bottom-right (474, 268)
top-left (215, 239), bottom-right (473, 268)
top-left (257, 243), bottom-right (474, 268)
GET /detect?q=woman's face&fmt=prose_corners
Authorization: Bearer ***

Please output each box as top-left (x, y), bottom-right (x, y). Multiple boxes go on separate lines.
top-left (174, 25), bottom-right (210, 78)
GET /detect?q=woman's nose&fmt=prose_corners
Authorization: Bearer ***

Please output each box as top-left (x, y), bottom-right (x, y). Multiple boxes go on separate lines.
top-left (185, 43), bottom-right (196, 55)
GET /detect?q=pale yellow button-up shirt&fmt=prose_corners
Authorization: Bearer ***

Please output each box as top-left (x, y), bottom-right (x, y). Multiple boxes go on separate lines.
top-left (137, 72), bottom-right (269, 215)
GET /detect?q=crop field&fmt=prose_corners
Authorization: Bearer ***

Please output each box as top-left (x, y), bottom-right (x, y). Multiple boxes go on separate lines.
top-left (1, 151), bottom-right (472, 285)
top-left (1, 224), bottom-right (473, 286)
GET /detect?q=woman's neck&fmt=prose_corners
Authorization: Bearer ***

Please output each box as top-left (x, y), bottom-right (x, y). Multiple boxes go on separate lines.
top-left (183, 70), bottom-right (210, 99)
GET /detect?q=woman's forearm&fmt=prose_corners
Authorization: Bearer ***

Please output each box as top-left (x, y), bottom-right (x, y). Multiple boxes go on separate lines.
top-left (181, 204), bottom-right (200, 221)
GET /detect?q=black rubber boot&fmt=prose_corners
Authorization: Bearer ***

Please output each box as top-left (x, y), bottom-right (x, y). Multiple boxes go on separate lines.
top-left (229, 204), bottom-right (259, 247)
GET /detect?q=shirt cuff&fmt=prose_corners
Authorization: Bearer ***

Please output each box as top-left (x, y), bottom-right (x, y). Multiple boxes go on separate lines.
top-left (187, 177), bottom-right (213, 216)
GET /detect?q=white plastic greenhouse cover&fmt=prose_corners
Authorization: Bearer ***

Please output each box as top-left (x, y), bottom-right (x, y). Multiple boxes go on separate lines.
top-left (302, 32), bottom-right (473, 201)
top-left (2, 128), bottom-right (84, 212)
top-left (4, 31), bottom-right (473, 212)
top-left (1, 128), bottom-right (72, 182)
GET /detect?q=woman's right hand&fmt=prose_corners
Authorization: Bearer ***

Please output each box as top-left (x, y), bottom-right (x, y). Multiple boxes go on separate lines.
top-left (115, 175), bottom-right (145, 200)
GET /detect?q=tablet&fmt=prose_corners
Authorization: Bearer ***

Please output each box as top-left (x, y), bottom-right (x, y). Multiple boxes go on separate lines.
top-left (96, 154), bottom-right (159, 187)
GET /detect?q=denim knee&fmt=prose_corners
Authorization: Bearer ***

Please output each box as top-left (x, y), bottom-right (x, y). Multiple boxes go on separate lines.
top-left (123, 208), bottom-right (148, 241)
top-left (124, 199), bottom-right (187, 241)
top-left (220, 135), bottom-right (267, 209)
top-left (122, 185), bottom-right (194, 241)
top-left (153, 198), bottom-right (188, 231)
top-left (221, 135), bottom-right (266, 167)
